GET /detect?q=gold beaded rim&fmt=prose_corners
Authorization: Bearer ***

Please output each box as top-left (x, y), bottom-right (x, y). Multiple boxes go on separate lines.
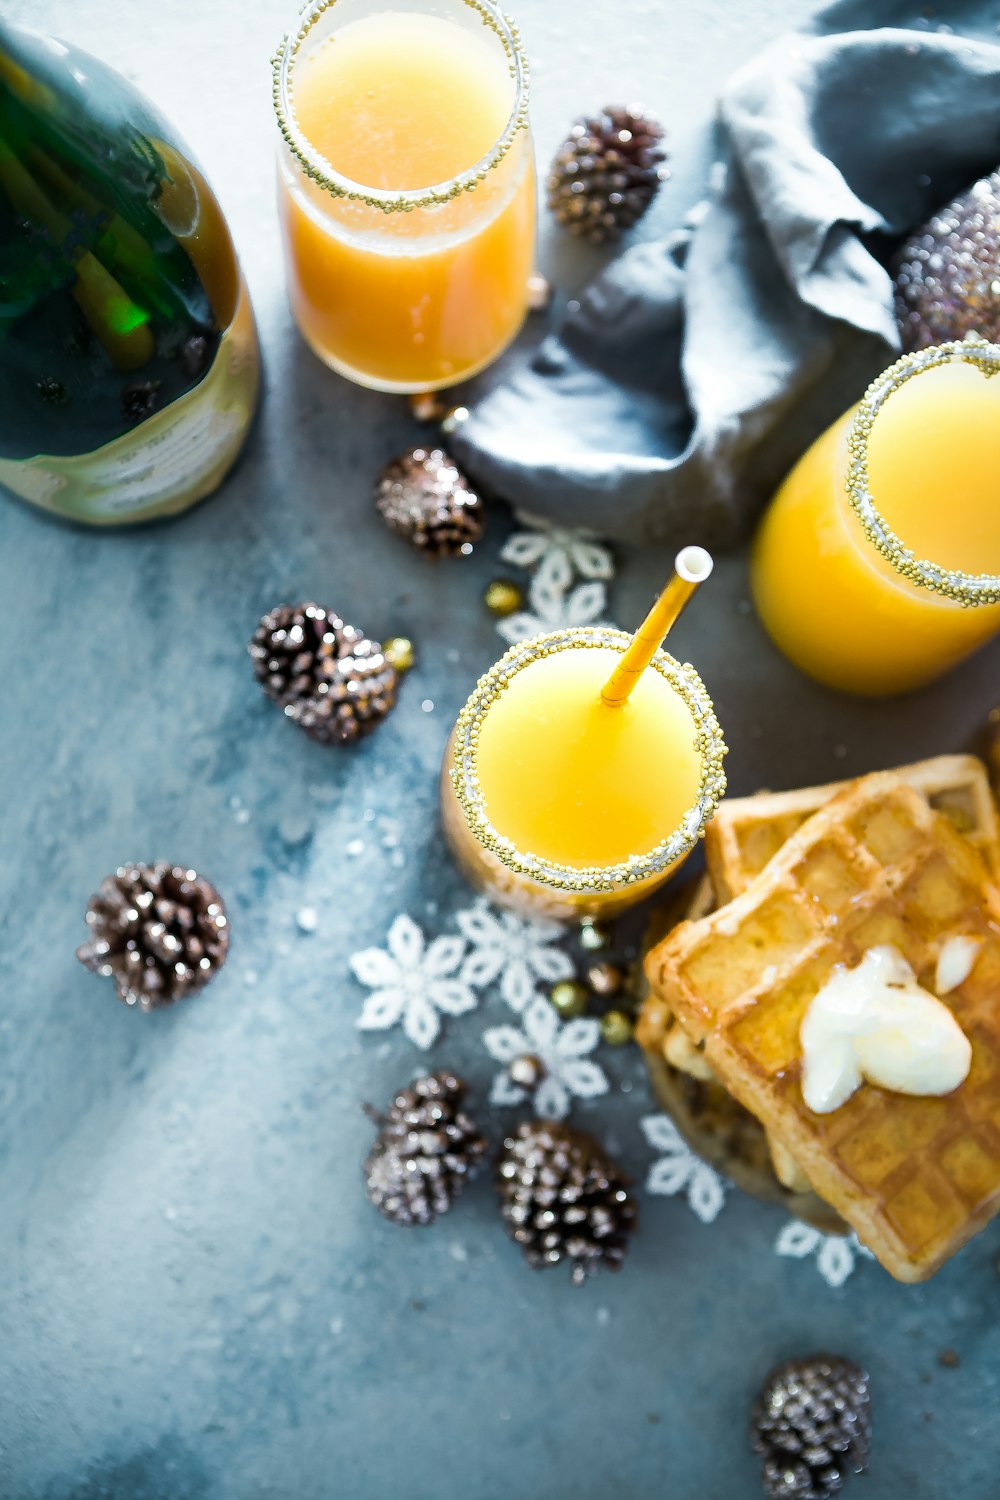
top-left (450, 628), bottom-right (728, 894)
top-left (272, 0), bottom-right (530, 213)
top-left (845, 338), bottom-right (1000, 606)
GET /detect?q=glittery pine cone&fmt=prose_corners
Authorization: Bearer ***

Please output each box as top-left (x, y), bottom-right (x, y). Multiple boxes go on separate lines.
top-left (751, 1355), bottom-right (871, 1499)
top-left (374, 446), bottom-right (484, 556)
top-left (496, 1120), bottom-right (636, 1283)
top-left (76, 862), bottom-right (229, 1010)
top-left (363, 1071), bottom-right (487, 1226)
top-left (547, 105), bottom-right (668, 244)
top-left (248, 602), bottom-right (398, 745)
top-left (893, 169), bottom-right (1000, 351)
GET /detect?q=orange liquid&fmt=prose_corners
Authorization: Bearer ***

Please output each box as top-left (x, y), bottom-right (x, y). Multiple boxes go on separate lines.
top-left (277, 10), bottom-right (535, 391)
top-left (475, 647), bottom-right (702, 869)
top-left (751, 361), bottom-right (1000, 695)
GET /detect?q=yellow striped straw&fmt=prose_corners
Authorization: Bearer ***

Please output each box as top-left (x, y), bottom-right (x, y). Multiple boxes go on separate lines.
top-left (601, 546), bottom-right (714, 708)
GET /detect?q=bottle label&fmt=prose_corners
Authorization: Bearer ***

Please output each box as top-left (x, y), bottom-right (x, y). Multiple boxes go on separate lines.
top-left (0, 287), bottom-right (259, 525)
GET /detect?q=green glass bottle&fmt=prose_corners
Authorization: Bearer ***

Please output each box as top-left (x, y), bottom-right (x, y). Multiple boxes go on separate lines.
top-left (0, 20), bottom-right (260, 524)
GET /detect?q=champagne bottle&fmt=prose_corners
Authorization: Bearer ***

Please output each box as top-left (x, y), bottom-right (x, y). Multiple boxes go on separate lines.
top-left (0, 20), bottom-right (260, 524)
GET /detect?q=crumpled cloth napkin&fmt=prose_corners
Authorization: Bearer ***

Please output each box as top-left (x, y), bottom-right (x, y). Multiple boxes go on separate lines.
top-left (452, 0), bottom-right (1000, 547)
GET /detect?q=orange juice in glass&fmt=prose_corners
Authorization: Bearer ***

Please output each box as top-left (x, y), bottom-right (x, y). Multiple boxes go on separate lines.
top-left (440, 611), bottom-right (727, 921)
top-left (273, 0), bottom-right (534, 392)
top-left (751, 341), bottom-right (1000, 696)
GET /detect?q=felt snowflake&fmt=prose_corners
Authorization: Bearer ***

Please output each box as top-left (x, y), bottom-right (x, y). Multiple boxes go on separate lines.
top-left (350, 913), bottom-right (475, 1049)
top-left (497, 571), bottom-right (608, 646)
top-left (640, 1114), bottom-right (727, 1224)
top-left (456, 901), bottom-right (573, 1011)
top-left (774, 1220), bottom-right (874, 1288)
top-left (483, 993), bottom-right (609, 1120)
top-left (501, 510), bottom-right (614, 592)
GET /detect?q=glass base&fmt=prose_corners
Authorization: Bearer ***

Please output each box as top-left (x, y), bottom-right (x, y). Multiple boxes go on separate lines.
top-left (293, 310), bottom-right (528, 395)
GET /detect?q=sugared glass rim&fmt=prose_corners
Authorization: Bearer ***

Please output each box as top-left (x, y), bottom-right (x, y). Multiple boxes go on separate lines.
top-left (846, 338), bottom-right (1000, 607)
top-left (449, 627), bottom-right (728, 895)
top-left (272, 0), bottom-right (529, 213)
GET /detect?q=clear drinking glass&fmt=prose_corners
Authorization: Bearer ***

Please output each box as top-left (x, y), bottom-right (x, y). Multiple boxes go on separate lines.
top-left (439, 626), bottom-right (728, 921)
top-left (273, 0), bottom-right (535, 392)
top-left (751, 340), bottom-right (1000, 696)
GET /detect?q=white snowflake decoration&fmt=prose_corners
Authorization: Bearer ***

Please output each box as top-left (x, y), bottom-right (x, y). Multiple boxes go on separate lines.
top-left (350, 913), bottom-right (475, 1050)
top-left (640, 1114), bottom-right (727, 1224)
top-left (501, 510), bottom-right (615, 594)
top-left (456, 902), bottom-right (573, 1011)
top-left (497, 571), bottom-right (608, 646)
top-left (774, 1220), bottom-right (875, 1288)
top-left (483, 993), bottom-right (609, 1120)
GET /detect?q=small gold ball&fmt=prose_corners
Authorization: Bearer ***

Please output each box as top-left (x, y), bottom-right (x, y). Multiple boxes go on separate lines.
top-left (509, 1053), bottom-right (546, 1089)
top-left (586, 960), bottom-right (623, 998)
top-left (409, 391), bottom-right (446, 422)
top-left (600, 1009), bottom-right (634, 1046)
top-left (549, 979), bottom-right (589, 1019)
top-left (579, 919), bottom-right (612, 952)
top-left (382, 636), bottom-right (415, 673)
top-left (484, 578), bottom-right (524, 618)
top-left (527, 272), bottom-right (552, 311)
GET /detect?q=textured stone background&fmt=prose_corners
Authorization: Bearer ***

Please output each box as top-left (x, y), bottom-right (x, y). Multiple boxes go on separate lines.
top-left (2, 1), bottom-right (999, 1496)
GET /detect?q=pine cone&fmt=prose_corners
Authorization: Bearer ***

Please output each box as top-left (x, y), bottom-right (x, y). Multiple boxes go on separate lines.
top-left (496, 1120), bottom-right (636, 1284)
top-left (364, 1071), bottom-right (487, 1226)
top-left (893, 169), bottom-right (1000, 350)
top-left (76, 862), bottom-right (229, 1010)
top-left (374, 447), bottom-right (484, 556)
top-left (752, 1356), bottom-right (871, 1499)
top-left (547, 105), bottom-right (668, 244)
top-left (248, 602), bottom-right (397, 745)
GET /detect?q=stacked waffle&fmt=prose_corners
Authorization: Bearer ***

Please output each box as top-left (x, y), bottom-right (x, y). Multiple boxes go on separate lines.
top-left (639, 755), bottom-right (1000, 1280)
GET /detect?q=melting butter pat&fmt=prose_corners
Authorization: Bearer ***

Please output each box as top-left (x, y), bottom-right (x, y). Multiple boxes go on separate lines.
top-left (800, 945), bottom-right (971, 1115)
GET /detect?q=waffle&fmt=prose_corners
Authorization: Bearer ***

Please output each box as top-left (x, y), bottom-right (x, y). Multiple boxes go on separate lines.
top-left (646, 771), bottom-right (1000, 1281)
top-left (705, 754), bottom-right (1000, 902)
top-left (637, 875), bottom-right (847, 1233)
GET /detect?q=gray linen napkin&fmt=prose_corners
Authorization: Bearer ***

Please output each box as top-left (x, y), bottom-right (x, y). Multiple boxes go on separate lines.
top-left (452, 0), bottom-right (1000, 547)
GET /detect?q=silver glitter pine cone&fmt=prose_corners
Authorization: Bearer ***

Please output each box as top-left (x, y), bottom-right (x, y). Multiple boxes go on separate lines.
top-left (547, 105), bottom-right (668, 244)
top-left (363, 1071), bottom-right (487, 1226)
top-left (496, 1119), bottom-right (636, 1284)
top-left (893, 168), bottom-right (1000, 350)
top-left (249, 602), bottom-right (397, 745)
top-left (76, 862), bottom-right (229, 1010)
top-left (751, 1355), bottom-right (871, 1499)
top-left (374, 446), bottom-right (484, 556)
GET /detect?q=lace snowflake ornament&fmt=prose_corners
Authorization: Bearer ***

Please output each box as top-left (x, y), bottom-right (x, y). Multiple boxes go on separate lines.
top-left (496, 571), bottom-right (608, 646)
top-left (774, 1220), bottom-right (875, 1288)
top-left (483, 993), bottom-right (609, 1120)
top-left (456, 901), bottom-right (572, 1011)
top-left (640, 1114), bottom-right (727, 1224)
top-left (350, 913), bottom-right (476, 1049)
top-left (501, 510), bottom-right (615, 593)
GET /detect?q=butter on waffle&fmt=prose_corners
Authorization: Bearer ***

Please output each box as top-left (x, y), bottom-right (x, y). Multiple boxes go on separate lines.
top-left (705, 754), bottom-right (1000, 902)
top-left (645, 771), bottom-right (1000, 1281)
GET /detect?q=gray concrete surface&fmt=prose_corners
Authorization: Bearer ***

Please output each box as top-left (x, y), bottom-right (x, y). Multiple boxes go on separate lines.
top-left (2, 1), bottom-right (999, 1497)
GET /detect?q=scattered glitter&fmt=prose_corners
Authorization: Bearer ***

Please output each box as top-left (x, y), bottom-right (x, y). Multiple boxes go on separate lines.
top-left (449, 1241), bottom-right (469, 1262)
top-left (421, 699), bottom-right (435, 713)
top-left (346, 838), bottom-right (365, 858)
top-left (234, 807), bottom-right (251, 826)
top-left (363, 808), bottom-right (376, 823)
top-left (596, 1306), bottom-right (611, 1327)
top-left (243, 970), bottom-right (258, 988)
top-left (296, 907), bottom-right (318, 934)
top-left (390, 850), bottom-right (406, 869)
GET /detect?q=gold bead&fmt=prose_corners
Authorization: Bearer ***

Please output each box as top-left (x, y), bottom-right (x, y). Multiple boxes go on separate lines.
top-left (409, 391), bottom-right (447, 422)
top-left (382, 636), bottom-right (415, 673)
top-left (586, 960), bottom-right (623, 998)
top-left (549, 979), bottom-right (589, 1019)
top-left (600, 1009), bottom-right (634, 1046)
top-left (484, 578), bottom-right (524, 617)
top-left (579, 919), bottom-right (612, 952)
top-left (527, 272), bottom-right (551, 311)
top-left (509, 1053), bottom-right (546, 1089)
